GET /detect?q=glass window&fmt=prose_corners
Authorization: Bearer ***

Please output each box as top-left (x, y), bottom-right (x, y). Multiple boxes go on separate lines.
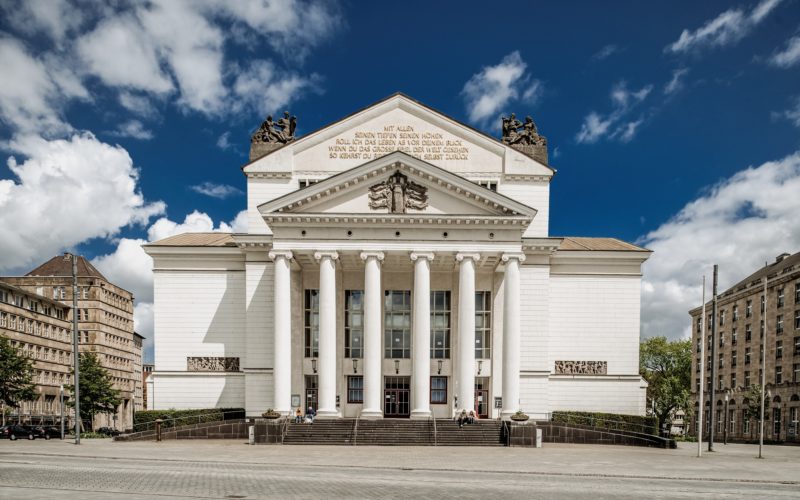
top-left (776, 366), bottom-right (783, 384)
top-left (778, 288), bottom-right (785, 308)
top-left (304, 289), bottom-right (319, 358)
top-left (344, 290), bottom-right (363, 358)
top-left (475, 291), bottom-right (491, 359)
top-left (384, 290), bottom-right (411, 358)
top-left (733, 304), bottom-right (739, 321)
top-left (746, 300), bottom-right (752, 318)
top-left (777, 315), bottom-right (784, 334)
top-left (347, 376), bottom-right (363, 404)
top-left (430, 376), bottom-right (447, 404)
top-left (430, 291), bottom-right (450, 359)
top-left (776, 340), bottom-right (783, 359)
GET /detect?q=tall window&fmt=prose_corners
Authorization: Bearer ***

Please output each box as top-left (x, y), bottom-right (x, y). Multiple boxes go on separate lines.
top-left (304, 289), bottom-right (319, 358)
top-left (733, 304), bottom-right (739, 321)
top-left (746, 300), bottom-right (753, 318)
top-left (746, 324), bottom-right (752, 342)
top-left (344, 290), bottom-right (363, 358)
top-left (777, 314), bottom-right (784, 334)
top-left (384, 290), bottom-right (411, 358)
top-left (796, 283), bottom-right (800, 304)
top-left (776, 340), bottom-right (783, 359)
top-left (475, 291), bottom-right (492, 359)
top-left (347, 376), bottom-right (363, 403)
top-left (430, 291), bottom-right (451, 359)
top-left (745, 370), bottom-right (751, 386)
top-left (430, 376), bottom-right (447, 404)
top-left (794, 363), bottom-right (800, 383)
top-left (776, 365), bottom-right (783, 384)
top-left (778, 288), bottom-right (785, 308)
top-left (719, 309), bottom-right (726, 326)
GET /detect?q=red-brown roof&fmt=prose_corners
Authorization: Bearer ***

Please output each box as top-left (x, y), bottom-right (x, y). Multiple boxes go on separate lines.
top-left (26, 253), bottom-right (108, 279)
top-left (556, 237), bottom-right (648, 252)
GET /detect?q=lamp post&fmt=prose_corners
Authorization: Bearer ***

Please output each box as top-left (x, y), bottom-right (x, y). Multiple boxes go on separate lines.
top-left (724, 392), bottom-right (729, 445)
top-left (65, 253), bottom-right (81, 445)
top-left (59, 385), bottom-right (64, 440)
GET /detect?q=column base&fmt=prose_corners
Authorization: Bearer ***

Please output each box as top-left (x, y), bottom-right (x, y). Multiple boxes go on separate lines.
top-left (410, 409), bottom-right (432, 420)
top-left (360, 409), bottom-right (384, 419)
top-left (500, 409), bottom-right (520, 421)
top-left (315, 408), bottom-right (341, 419)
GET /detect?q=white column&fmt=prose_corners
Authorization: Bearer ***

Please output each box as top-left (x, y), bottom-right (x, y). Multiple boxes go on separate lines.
top-left (500, 253), bottom-right (525, 420)
top-left (410, 251), bottom-right (434, 419)
top-left (456, 252), bottom-right (479, 415)
top-left (315, 251), bottom-right (339, 418)
top-left (360, 251), bottom-right (384, 419)
top-left (268, 250), bottom-right (292, 415)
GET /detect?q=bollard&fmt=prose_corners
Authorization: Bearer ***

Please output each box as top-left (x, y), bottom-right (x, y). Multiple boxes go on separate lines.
top-left (248, 425), bottom-right (255, 445)
top-left (155, 419), bottom-right (163, 442)
top-left (535, 428), bottom-right (542, 448)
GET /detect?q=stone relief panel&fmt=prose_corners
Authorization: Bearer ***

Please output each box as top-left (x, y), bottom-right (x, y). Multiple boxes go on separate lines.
top-left (368, 171), bottom-right (428, 213)
top-left (554, 360), bottom-right (608, 375)
top-left (187, 356), bottom-right (240, 372)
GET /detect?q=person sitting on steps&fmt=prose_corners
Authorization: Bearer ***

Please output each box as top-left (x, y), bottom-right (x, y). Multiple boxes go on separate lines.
top-left (468, 410), bottom-right (476, 425)
top-left (457, 410), bottom-right (468, 428)
top-left (294, 408), bottom-right (303, 424)
top-left (305, 406), bottom-right (316, 424)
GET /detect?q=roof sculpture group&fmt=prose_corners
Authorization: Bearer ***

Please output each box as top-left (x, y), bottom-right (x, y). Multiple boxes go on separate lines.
top-left (252, 111), bottom-right (297, 145)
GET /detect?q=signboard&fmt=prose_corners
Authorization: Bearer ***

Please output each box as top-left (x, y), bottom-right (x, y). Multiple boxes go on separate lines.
top-left (291, 394), bottom-right (301, 408)
top-left (494, 397), bottom-right (502, 409)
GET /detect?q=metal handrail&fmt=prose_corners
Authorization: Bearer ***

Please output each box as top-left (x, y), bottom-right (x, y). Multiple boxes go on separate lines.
top-left (281, 415), bottom-right (290, 443)
top-left (550, 413), bottom-right (656, 435)
top-left (129, 409), bottom-right (246, 433)
top-left (431, 414), bottom-right (437, 446)
top-left (353, 414), bottom-right (360, 446)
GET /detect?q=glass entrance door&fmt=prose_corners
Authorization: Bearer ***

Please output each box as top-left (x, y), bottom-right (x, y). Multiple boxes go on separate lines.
top-left (475, 377), bottom-right (489, 418)
top-left (384, 376), bottom-right (410, 417)
top-left (305, 375), bottom-right (318, 412)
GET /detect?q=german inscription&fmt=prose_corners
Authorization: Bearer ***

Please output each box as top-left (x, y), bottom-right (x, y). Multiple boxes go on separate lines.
top-left (327, 125), bottom-right (470, 162)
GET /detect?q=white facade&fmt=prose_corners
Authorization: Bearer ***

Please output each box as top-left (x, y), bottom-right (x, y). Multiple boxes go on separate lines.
top-left (144, 94), bottom-right (650, 419)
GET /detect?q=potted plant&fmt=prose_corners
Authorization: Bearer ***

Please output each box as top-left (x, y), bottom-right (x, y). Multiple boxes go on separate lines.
top-left (510, 410), bottom-right (529, 422)
top-left (262, 409), bottom-right (281, 419)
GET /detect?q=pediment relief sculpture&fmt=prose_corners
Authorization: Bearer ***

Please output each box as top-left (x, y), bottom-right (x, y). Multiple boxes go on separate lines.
top-left (368, 171), bottom-right (428, 214)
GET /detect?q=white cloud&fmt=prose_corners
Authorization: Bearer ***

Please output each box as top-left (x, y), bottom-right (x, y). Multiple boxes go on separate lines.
top-left (133, 302), bottom-right (155, 363)
top-left (769, 35), bottom-right (800, 68)
top-left (216, 131), bottom-right (233, 151)
top-left (461, 51), bottom-right (542, 125)
top-left (576, 81), bottom-right (652, 144)
top-left (109, 120), bottom-right (154, 140)
top-left (190, 182), bottom-right (243, 199)
top-left (665, 0), bottom-right (784, 54)
top-left (2, 0), bottom-right (86, 44)
top-left (147, 210), bottom-right (236, 242)
top-left (773, 96), bottom-right (800, 127)
top-left (231, 59), bottom-right (321, 117)
top-left (0, 133), bottom-right (165, 272)
top-left (664, 68), bottom-right (690, 95)
top-left (592, 44), bottom-right (620, 61)
top-left (639, 151), bottom-right (800, 339)
top-left (118, 92), bottom-right (159, 119)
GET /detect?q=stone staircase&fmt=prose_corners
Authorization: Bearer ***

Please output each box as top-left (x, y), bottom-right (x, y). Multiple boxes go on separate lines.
top-left (282, 418), bottom-right (504, 446)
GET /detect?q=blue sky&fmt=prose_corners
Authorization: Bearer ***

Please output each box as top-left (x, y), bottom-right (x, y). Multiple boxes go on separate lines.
top-left (1, 0), bottom-right (799, 361)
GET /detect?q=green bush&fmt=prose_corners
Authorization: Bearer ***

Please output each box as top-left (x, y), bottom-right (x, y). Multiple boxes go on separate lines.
top-left (551, 411), bottom-right (658, 436)
top-left (133, 408), bottom-right (245, 431)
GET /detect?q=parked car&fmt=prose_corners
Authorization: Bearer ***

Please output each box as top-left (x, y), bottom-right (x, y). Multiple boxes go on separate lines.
top-left (32, 426), bottom-right (61, 440)
top-left (1, 425), bottom-right (36, 440)
top-left (96, 427), bottom-right (121, 437)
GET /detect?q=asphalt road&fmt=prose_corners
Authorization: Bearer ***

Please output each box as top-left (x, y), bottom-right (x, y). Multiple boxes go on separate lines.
top-left (0, 440), bottom-right (798, 499)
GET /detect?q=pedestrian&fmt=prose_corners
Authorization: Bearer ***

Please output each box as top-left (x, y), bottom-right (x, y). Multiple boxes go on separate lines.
top-left (306, 406), bottom-right (316, 423)
top-left (294, 408), bottom-right (302, 424)
top-left (458, 410), bottom-right (467, 428)
top-left (468, 411), bottom-right (476, 425)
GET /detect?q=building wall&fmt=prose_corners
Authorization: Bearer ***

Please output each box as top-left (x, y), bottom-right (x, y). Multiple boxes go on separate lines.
top-left (548, 377), bottom-right (647, 415)
top-left (498, 180), bottom-right (549, 237)
top-left (151, 373), bottom-right (245, 409)
top-left (247, 177), bottom-right (295, 234)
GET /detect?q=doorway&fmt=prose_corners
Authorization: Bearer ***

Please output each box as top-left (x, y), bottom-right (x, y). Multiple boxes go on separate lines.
top-left (384, 376), bottom-right (410, 417)
top-left (475, 377), bottom-right (489, 418)
top-left (304, 375), bottom-right (318, 412)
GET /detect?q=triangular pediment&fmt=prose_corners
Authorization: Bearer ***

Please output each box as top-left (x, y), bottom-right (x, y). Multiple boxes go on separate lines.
top-left (258, 152), bottom-right (536, 226)
top-left (244, 93), bottom-right (554, 180)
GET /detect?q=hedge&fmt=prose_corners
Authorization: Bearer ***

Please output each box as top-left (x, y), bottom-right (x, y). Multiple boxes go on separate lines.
top-left (133, 408), bottom-right (245, 431)
top-left (551, 411), bottom-right (658, 436)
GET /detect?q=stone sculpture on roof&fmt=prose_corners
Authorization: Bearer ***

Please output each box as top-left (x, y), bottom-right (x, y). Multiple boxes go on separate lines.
top-left (501, 113), bottom-right (548, 165)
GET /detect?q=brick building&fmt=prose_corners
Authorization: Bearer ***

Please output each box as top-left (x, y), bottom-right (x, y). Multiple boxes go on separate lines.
top-left (0, 281), bottom-right (72, 424)
top-left (690, 251), bottom-right (800, 443)
top-left (3, 254), bottom-right (141, 430)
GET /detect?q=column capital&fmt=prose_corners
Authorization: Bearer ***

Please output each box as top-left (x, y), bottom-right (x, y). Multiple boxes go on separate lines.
top-left (409, 251), bottom-right (435, 262)
top-left (314, 250), bottom-right (339, 262)
top-left (455, 252), bottom-right (480, 263)
top-left (268, 250), bottom-right (293, 261)
top-left (501, 252), bottom-right (526, 263)
top-left (359, 251), bottom-right (385, 262)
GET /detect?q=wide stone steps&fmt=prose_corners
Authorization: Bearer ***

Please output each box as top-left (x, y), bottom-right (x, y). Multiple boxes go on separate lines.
top-left (282, 418), bottom-right (503, 446)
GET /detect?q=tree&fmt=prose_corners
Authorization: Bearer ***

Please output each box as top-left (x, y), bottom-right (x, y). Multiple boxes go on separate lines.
top-left (0, 335), bottom-right (37, 412)
top-left (640, 336), bottom-right (692, 432)
top-left (66, 352), bottom-right (121, 430)
top-left (742, 384), bottom-right (771, 424)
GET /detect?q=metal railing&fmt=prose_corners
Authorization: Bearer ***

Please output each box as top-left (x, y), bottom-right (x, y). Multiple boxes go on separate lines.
top-left (430, 414), bottom-right (437, 446)
top-left (129, 409), bottom-right (245, 434)
top-left (549, 413), bottom-right (656, 435)
top-left (353, 414), bottom-right (360, 446)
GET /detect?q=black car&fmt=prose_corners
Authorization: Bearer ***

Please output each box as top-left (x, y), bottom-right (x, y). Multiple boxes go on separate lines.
top-left (1, 425), bottom-right (36, 440)
top-left (96, 427), bottom-right (121, 437)
top-left (32, 426), bottom-right (61, 440)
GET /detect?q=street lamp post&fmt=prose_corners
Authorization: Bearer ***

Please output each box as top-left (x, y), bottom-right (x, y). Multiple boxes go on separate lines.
top-left (59, 384), bottom-right (64, 440)
top-left (724, 392), bottom-right (729, 445)
top-left (66, 253), bottom-right (81, 445)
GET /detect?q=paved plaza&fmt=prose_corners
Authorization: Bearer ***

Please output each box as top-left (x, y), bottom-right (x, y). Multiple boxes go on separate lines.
top-left (0, 440), bottom-right (798, 499)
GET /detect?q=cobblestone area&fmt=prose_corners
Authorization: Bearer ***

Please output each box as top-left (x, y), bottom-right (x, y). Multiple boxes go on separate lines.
top-left (0, 440), bottom-right (798, 499)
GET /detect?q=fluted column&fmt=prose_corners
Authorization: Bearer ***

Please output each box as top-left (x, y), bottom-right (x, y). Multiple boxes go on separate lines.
top-left (315, 251), bottom-right (339, 418)
top-left (410, 251), bottom-right (434, 419)
top-left (268, 250), bottom-right (292, 415)
top-left (456, 252), bottom-right (480, 415)
top-left (360, 251), bottom-right (384, 419)
top-left (500, 253), bottom-right (525, 420)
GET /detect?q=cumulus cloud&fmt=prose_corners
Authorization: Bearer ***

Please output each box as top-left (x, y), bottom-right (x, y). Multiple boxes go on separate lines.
top-left (639, 151), bottom-right (800, 339)
top-left (769, 35), bottom-right (800, 68)
top-left (133, 302), bottom-right (155, 362)
top-left (575, 81), bottom-right (652, 144)
top-left (109, 120), bottom-right (154, 140)
top-left (232, 60), bottom-right (322, 117)
top-left (190, 181), bottom-right (243, 199)
top-left (461, 51), bottom-right (543, 126)
top-left (592, 44), bottom-right (620, 61)
top-left (665, 0), bottom-right (784, 54)
top-left (0, 133), bottom-right (165, 272)
top-left (664, 68), bottom-right (690, 95)
top-left (2, 0), bottom-right (86, 45)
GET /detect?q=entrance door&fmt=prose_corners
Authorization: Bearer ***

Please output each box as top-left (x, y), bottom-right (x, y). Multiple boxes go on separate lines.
top-left (384, 376), bottom-right (410, 417)
top-left (305, 375), bottom-right (318, 412)
top-left (475, 377), bottom-right (489, 418)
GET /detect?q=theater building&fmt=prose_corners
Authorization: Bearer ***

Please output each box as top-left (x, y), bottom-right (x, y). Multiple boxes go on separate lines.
top-left (144, 94), bottom-right (650, 420)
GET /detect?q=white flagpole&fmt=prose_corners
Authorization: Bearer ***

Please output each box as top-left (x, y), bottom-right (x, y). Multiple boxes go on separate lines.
top-left (759, 276), bottom-right (767, 459)
top-left (698, 275), bottom-right (706, 458)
